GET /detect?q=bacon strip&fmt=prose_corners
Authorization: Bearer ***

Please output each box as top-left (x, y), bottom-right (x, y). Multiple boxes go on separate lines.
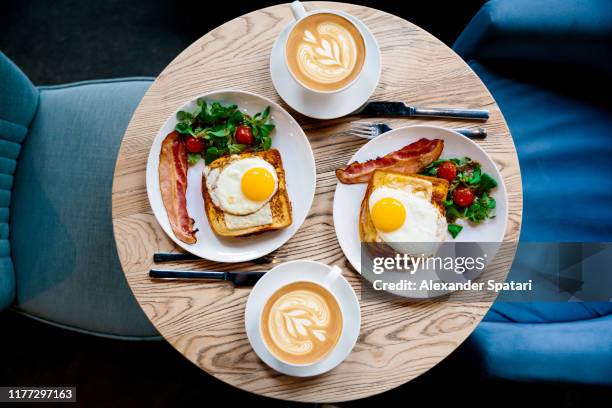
top-left (159, 131), bottom-right (197, 244)
top-left (336, 138), bottom-right (444, 184)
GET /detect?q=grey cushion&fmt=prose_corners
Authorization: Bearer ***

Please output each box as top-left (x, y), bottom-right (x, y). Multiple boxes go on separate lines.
top-left (11, 78), bottom-right (160, 339)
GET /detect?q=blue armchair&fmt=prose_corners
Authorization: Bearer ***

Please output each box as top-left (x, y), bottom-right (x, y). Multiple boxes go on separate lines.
top-left (454, 0), bottom-right (612, 384)
top-left (0, 52), bottom-right (159, 339)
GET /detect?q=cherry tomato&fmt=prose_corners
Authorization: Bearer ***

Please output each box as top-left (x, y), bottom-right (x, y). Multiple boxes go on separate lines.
top-left (184, 136), bottom-right (204, 153)
top-left (235, 125), bottom-right (254, 145)
top-left (437, 161), bottom-right (457, 182)
top-left (453, 187), bottom-right (476, 207)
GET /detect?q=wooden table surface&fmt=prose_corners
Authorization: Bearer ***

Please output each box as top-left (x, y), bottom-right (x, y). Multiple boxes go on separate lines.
top-left (112, 2), bottom-right (522, 403)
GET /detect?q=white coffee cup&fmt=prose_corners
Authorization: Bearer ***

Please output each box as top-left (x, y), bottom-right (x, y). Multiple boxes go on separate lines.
top-left (258, 265), bottom-right (345, 367)
top-left (245, 260), bottom-right (360, 376)
top-left (284, 1), bottom-right (369, 94)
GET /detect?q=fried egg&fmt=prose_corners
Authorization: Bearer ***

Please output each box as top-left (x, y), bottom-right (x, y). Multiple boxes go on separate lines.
top-left (368, 186), bottom-right (447, 244)
top-left (205, 157), bottom-right (278, 215)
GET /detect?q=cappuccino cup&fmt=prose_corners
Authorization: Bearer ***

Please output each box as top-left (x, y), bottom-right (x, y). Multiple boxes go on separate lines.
top-left (285, 1), bottom-right (367, 94)
top-left (259, 266), bottom-right (345, 366)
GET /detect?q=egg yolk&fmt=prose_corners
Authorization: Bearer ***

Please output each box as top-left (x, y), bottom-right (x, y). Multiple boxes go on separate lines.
top-left (371, 198), bottom-right (406, 232)
top-left (241, 167), bottom-right (275, 201)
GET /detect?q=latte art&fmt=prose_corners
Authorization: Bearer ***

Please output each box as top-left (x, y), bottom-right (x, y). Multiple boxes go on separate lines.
top-left (271, 290), bottom-right (331, 354)
top-left (298, 23), bottom-right (357, 84)
top-left (261, 281), bottom-right (343, 365)
top-left (286, 13), bottom-right (366, 92)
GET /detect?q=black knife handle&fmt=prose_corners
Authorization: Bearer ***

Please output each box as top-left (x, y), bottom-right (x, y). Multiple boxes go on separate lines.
top-left (149, 269), bottom-right (227, 280)
top-left (456, 128), bottom-right (487, 139)
top-left (411, 106), bottom-right (489, 121)
top-left (153, 252), bottom-right (273, 264)
top-left (153, 252), bottom-right (200, 262)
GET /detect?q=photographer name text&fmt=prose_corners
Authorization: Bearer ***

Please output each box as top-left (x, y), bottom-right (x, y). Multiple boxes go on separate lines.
top-left (372, 279), bottom-right (533, 292)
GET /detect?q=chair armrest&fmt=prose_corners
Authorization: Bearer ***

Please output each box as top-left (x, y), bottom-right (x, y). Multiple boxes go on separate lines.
top-left (0, 248), bottom-right (16, 310)
top-left (0, 51), bottom-right (37, 310)
top-left (453, 0), bottom-right (612, 72)
top-left (468, 315), bottom-right (612, 385)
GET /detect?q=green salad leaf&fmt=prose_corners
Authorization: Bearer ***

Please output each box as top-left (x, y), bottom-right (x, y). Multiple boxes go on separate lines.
top-left (175, 121), bottom-right (195, 136)
top-left (448, 224), bottom-right (463, 239)
top-left (420, 157), bottom-right (498, 238)
top-left (445, 203), bottom-right (465, 223)
top-left (465, 193), bottom-right (496, 223)
top-left (228, 143), bottom-right (247, 154)
top-left (467, 166), bottom-right (481, 185)
top-left (204, 146), bottom-right (221, 164)
top-left (175, 100), bottom-right (276, 165)
top-left (187, 153), bottom-right (201, 166)
top-left (176, 110), bottom-right (193, 122)
top-left (479, 173), bottom-right (498, 191)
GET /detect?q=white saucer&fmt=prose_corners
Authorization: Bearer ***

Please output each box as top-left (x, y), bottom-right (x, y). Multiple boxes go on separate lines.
top-left (245, 260), bottom-right (360, 377)
top-left (270, 10), bottom-right (381, 120)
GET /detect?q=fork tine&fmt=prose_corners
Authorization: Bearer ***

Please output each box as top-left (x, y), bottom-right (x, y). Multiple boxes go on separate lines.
top-left (351, 122), bottom-right (375, 132)
top-left (349, 120), bottom-right (378, 139)
top-left (350, 124), bottom-right (370, 131)
top-left (350, 121), bottom-right (373, 130)
top-left (351, 128), bottom-right (373, 137)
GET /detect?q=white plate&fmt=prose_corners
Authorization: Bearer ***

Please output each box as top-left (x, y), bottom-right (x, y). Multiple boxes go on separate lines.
top-left (270, 10), bottom-right (381, 120)
top-left (333, 125), bottom-right (508, 274)
top-left (245, 260), bottom-right (360, 377)
top-left (146, 90), bottom-right (316, 262)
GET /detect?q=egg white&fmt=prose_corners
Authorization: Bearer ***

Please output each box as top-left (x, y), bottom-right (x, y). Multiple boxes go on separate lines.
top-left (368, 186), bottom-right (447, 245)
top-left (205, 156), bottom-right (278, 216)
top-left (224, 205), bottom-right (273, 230)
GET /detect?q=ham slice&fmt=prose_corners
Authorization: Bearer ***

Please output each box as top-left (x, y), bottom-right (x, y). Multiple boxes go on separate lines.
top-left (336, 138), bottom-right (444, 184)
top-left (159, 131), bottom-right (197, 244)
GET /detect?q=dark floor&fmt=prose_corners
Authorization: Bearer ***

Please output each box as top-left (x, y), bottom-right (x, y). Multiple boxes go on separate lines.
top-left (0, 0), bottom-right (484, 85)
top-left (1, 0), bottom-right (611, 406)
top-left (3, 311), bottom-right (611, 407)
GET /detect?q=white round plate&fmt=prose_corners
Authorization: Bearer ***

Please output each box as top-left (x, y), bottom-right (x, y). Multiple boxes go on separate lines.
top-left (333, 125), bottom-right (508, 274)
top-left (245, 260), bottom-right (360, 377)
top-left (146, 90), bottom-right (316, 262)
top-left (270, 10), bottom-right (381, 120)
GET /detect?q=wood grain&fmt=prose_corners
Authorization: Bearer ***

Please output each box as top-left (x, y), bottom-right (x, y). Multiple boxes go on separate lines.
top-left (112, 2), bottom-right (522, 402)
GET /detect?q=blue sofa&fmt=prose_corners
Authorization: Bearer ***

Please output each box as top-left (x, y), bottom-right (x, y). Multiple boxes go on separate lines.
top-left (453, 0), bottom-right (612, 384)
top-left (0, 52), bottom-right (159, 340)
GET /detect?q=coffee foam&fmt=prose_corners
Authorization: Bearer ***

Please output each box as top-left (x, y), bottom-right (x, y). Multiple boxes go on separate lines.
top-left (261, 281), bottom-right (343, 365)
top-left (286, 13), bottom-right (365, 92)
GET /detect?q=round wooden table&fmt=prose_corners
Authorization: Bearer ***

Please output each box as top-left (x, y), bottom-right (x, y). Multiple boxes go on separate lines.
top-left (112, 2), bottom-right (522, 403)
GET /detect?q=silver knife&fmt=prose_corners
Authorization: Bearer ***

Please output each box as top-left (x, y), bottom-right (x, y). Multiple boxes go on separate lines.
top-left (149, 269), bottom-right (265, 286)
top-left (352, 101), bottom-right (489, 121)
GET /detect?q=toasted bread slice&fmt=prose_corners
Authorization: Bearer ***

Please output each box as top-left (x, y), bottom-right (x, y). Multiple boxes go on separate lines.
top-left (202, 149), bottom-right (292, 237)
top-left (359, 170), bottom-right (449, 242)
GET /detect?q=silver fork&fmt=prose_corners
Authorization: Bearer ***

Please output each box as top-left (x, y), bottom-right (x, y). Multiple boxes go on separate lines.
top-left (350, 121), bottom-right (487, 140)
